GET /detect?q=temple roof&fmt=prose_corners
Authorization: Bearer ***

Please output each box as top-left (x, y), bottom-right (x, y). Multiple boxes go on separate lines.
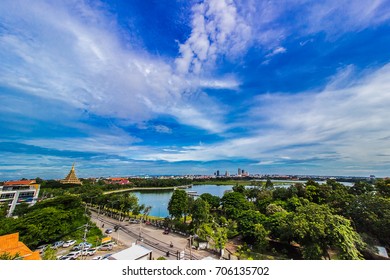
top-left (60, 163), bottom-right (82, 185)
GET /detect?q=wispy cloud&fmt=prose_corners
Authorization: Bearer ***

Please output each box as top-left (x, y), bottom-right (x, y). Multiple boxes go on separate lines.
top-left (139, 62), bottom-right (390, 174)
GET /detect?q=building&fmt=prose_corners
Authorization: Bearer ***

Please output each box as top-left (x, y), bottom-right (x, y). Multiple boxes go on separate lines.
top-left (238, 168), bottom-right (241, 176)
top-left (60, 163), bottom-right (82, 185)
top-left (0, 232), bottom-right (41, 260)
top-left (0, 179), bottom-right (40, 217)
top-left (106, 177), bottom-right (130, 185)
top-left (108, 244), bottom-right (152, 260)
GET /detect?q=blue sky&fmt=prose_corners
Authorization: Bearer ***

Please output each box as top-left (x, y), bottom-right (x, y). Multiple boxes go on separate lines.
top-left (1, 0), bottom-right (390, 180)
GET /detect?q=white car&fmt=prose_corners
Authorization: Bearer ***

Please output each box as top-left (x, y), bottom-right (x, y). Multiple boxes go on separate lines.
top-left (59, 251), bottom-right (80, 260)
top-left (62, 240), bottom-right (77, 248)
top-left (73, 242), bottom-right (92, 250)
top-left (81, 248), bottom-right (97, 256)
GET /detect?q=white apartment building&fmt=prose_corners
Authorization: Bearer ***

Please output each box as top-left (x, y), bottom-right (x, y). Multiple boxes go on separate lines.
top-left (0, 180), bottom-right (40, 217)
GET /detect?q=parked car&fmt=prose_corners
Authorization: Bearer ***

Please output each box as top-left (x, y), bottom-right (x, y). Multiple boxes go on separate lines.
top-left (98, 244), bottom-right (113, 251)
top-left (92, 253), bottom-right (112, 260)
top-left (36, 244), bottom-right (49, 253)
top-left (62, 240), bottom-right (77, 248)
top-left (80, 248), bottom-right (97, 256)
top-left (73, 242), bottom-right (92, 250)
top-left (60, 251), bottom-right (80, 260)
top-left (105, 228), bottom-right (113, 234)
top-left (52, 241), bottom-right (64, 249)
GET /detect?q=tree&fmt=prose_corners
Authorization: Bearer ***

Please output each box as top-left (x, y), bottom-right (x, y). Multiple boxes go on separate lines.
top-left (349, 181), bottom-right (374, 196)
top-left (199, 193), bottom-right (220, 209)
top-left (232, 184), bottom-right (246, 194)
top-left (266, 203), bottom-right (287, 215)
top-left (375, 178), bottom-right (390, 198)
top-left (0, 252), bottom-right (21, 260)
top-left (286, 203), bottom-right (364, 260)
top-left (196, 222), bottom-right (228, 257)
top-left (237, 210), bottom-right (267, 244)
top-left (42, 246), bottom-right (57, 260)
top-left (221, 191), bottom-right (252, 219)
top-left (264, 179), bottom-right (274, 190)
top-left (0, 202), bottom-right (8, 218)
top-left (13, 202), bottom-right (30, 217)
top-left (346, 194), bottom-right (390, 246)
top-left (190, 198), bottom-right (209, 227)
top-left (168, 189), bottom-right (188, 220)
top-left (0, 195), bottom-right (102, 249)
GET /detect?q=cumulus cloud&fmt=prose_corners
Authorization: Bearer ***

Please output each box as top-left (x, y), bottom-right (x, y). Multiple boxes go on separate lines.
top-left (175, 0), bottom-right (251, 74)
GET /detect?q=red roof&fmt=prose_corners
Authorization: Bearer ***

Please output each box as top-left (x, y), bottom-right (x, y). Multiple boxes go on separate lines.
top-left (4, 180), bottom-right (36, 186)
top-left (109, 178), bottom-right (128, 181)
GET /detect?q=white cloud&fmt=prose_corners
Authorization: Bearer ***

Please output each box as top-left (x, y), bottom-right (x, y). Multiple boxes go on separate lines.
top-left (139, 63), bottom-right (390, 175)
top-left (154, 125), bottom-right (172, 134)
top-left (0, 0), bottom-right (232, 134)
top-left (265, 46), bottom-right (286, 58)
top-left (175, 0), bottom-right (251, 74)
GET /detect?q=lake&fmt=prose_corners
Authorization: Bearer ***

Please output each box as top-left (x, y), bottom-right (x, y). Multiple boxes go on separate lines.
top-left (132, 181), bottom-right (354, 218)
top-left (133, 184), bottom-right (234, 218)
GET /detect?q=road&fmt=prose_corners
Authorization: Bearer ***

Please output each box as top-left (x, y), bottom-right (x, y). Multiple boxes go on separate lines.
top-left (89, 209), bottom-right (215, 260)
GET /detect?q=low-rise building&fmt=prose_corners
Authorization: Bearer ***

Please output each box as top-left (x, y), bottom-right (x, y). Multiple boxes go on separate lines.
top-left (0, 179), bottom-right (40, 217)
top-left (107, 244), bottom-right (152, 260)
top-left (0, 232), bottom-right (41, 260)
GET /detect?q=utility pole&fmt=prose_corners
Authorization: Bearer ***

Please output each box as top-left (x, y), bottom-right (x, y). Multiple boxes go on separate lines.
top-left (189, 235), bottom-right (193, 260)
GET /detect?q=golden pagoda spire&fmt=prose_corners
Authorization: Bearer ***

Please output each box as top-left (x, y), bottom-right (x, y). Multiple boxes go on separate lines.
top-left (60, 163), bottom-right (82, 185)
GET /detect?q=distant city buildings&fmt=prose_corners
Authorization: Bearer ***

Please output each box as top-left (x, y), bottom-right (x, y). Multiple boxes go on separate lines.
top-left (212, 168), bottom-right (249, 177)
top-left (0, 179), bottom-right (40, 217)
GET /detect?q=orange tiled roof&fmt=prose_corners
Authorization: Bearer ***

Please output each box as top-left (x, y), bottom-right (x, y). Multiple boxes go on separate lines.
top-left (0, 233), bottom-right (41, 260)
top-left (4, 180), bottom-right (36, 186)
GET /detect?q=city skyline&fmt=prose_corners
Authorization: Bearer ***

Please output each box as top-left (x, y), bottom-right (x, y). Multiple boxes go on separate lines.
top-left (2, 1), bottom-right (390, 180)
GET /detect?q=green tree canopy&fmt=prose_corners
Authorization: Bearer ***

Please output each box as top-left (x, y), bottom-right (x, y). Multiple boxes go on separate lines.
top-left (237, 210), bottom-right (267, 244)
top-left (168, 189), bottom-right (188, 220)
top-left (286, 203), bottom-right (364, 260)
top-left (221, 191), bottom-right (252, 219)
top-left (375, 178), bottom-right (390, 198)
top-left (190, 198), bottom-right (209, 227)
top-left (199, 193), bottom-right (220, 209)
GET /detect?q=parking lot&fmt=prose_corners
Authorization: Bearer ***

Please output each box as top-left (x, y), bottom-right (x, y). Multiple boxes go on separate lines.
top-left (54, 241), bottom-right (128, 260)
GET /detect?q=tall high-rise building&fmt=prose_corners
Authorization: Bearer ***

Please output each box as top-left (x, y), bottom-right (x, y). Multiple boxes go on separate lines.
top-left (216, 170), bottom-right (220, 177)
top-left (225, 171), bottom-right (229, 177)
top-left (238, 168), bottom-right (241, 176)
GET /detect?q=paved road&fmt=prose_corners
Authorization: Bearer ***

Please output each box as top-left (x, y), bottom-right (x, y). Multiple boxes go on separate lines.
top-left (89, 209), bottom-right (215, 260)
